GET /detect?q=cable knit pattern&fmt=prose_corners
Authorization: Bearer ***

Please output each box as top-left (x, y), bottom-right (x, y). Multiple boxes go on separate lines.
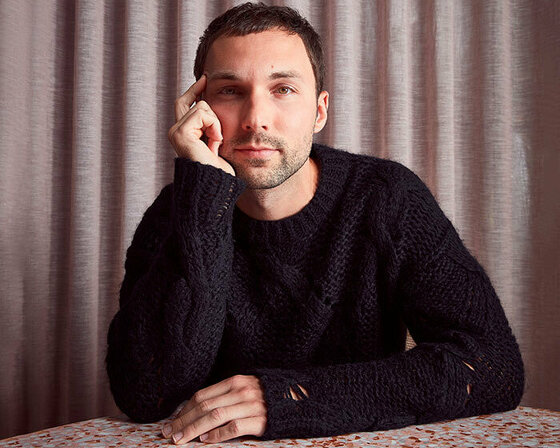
top-left (106, 144), bottom-right (524, 439)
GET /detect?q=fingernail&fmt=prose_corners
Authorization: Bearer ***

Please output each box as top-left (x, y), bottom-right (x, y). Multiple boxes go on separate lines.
top-left (200, 432), bottom-right (209, 441)
top-left (172, 431), bottom-right (183, 444)
top-left (162, 424), bottom-right (172, 438)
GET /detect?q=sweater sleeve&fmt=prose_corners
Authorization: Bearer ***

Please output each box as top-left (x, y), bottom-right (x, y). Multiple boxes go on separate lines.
top-left (247, 167), bottom-right (524, 440)
top-left (106, 158), bottom-right (245, 423)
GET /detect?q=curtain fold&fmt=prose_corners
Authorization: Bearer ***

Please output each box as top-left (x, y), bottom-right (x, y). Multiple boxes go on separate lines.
top-left (1, 0), bottom-right (558, 439)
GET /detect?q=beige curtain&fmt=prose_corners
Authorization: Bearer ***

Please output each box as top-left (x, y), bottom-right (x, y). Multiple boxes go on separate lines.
top-left (1, 0), bottom-right (558, 439)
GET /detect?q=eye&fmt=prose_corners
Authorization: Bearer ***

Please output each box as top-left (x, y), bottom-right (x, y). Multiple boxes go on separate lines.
top-left (218, 87), bottom-right (238, 95)
top-left (276, 85), bottom-right (295, 95)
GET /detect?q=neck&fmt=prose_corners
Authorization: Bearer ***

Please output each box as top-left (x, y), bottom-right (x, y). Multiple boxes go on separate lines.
top-left (235, 156), bottom-right (319, 221)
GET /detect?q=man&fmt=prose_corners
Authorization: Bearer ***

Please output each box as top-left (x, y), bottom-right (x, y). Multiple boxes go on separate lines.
top-left (106, 2), bottom-right (524, 445)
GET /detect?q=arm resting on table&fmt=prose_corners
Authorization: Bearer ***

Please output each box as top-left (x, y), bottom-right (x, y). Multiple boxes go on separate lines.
top-left (106, 159), bottom-right (245, 422)
top-left (248, 167), bottom-right (524, 440)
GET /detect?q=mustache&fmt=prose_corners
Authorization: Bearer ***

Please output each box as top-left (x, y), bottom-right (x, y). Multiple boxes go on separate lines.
top-left (229, 132), bottom-right (286, 149)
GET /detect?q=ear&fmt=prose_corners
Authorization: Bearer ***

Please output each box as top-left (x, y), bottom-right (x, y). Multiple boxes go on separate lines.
top-left (313, 90), bottom-right (329, 134)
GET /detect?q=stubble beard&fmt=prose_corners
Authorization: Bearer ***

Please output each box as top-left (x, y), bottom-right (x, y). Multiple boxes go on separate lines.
top-left (222, 130), bottom-right (314, 190)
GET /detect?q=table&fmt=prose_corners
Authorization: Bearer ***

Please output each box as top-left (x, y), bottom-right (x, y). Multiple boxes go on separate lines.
top-left (1, 406), bottom-right (559, 447)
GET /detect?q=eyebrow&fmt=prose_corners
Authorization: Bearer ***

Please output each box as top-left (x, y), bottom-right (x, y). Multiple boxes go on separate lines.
top-left (208, 70), bottom-right (303, 82)
top-left (269, 70), bottom-right (303, 80)
top-left (208, 71), bottom-right (240, 81)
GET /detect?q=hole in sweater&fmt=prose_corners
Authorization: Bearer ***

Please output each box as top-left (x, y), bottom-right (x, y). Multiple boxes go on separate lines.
top-left (287, 384), bottom-right (309, 401)
top-left (463, 362), bottom-right (474, 397)
top-left (463, 361), bottom-right (475, 371)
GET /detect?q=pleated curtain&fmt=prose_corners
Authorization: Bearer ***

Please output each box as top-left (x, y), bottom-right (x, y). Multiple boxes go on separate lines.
top-left (1, 0), bottom-right (558, 439)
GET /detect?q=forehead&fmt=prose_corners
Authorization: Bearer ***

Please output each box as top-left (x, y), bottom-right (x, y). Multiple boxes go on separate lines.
top-left (204, 29), bottom-right (314, 80)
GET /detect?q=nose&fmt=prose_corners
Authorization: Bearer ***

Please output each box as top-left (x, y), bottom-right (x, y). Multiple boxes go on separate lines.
top-left (240, 91), bottom-right (270, 132)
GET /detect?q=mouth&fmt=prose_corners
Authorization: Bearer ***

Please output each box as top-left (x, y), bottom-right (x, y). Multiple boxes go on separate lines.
top-left (234, 146), bottom-right (279, 158)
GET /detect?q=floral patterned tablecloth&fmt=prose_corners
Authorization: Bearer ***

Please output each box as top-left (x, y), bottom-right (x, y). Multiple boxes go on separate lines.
top-left (2, 406), bottom-right (559, 447)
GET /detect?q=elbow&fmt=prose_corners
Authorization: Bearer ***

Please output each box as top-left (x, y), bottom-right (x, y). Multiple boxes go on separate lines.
top-left (492, 361), bottom-right (525, 414)
top-left (506, 348), bottom-right (525, 409)
top-left (497, 337), bottom-right (525, 411)
top-left (465, 342), bottom-right (526, 416)
top-left (110, 382), bottom-right (171, 423)
top-left (122, 405), bottom-right (168, 424)
top-left (106, 354), bottom-right (172, 423)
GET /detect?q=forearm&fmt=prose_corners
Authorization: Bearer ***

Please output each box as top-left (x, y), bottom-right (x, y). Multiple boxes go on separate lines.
top-left (106, 159), bottom-right (245, 422)
top-left (250, 348), bottom-right (464, 439)
top-left (249, 241), bottom-right (524, 440)
top-left (106, 234), bottom-right (230, 422)
top-left (250, 315), bottom-right (523, 440)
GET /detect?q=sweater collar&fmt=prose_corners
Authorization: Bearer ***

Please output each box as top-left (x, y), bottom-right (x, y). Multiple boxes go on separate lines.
top-left (232, 144), bottom-right (349, 249)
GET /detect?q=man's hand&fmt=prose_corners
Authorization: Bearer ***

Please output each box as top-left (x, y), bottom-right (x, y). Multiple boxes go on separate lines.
top-left (168, 75), bottom-right (235, 176)
top-left (161, 374), bottom-right (268, 444)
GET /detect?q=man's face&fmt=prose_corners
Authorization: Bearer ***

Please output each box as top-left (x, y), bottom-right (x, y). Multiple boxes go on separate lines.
top-left (203, 29), bottom-right (328, 189)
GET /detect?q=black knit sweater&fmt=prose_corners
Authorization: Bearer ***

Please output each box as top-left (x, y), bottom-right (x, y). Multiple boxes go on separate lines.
top-left (106, 144), bottom-right (524, 440)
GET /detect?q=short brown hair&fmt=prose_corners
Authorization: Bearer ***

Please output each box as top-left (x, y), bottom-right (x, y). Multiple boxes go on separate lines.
top-left (193, 2), bottom-right (325, 96)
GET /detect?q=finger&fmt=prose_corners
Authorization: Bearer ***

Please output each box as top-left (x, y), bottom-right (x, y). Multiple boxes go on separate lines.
top-left (169, 101), bottom-right (204, 137)
top-left (208, 139), bottom-right (222, 156)
top-left (177, 99), bottom-right (211, 122)
top-left (169, 101), bottom-right (221, 141)
top-left (170, 402), bottom-right (186, 419)
top-left (174, 75), bottom-right (207, 122)
top-left (178, 376), bottom-right (237, 418)
top-left (206, 125), bottom-right (223, 156)
top-left (200, 416), bottom-right (267, 443)
top-left (172, 401), bottom-right (265, 445)
top-left (168, 107), bottom-right (222, 151)
top-left (192, 101), bottom-right (223, 149)
top-left (174, 384), bottom-right (260, 431)
top-left (193, 99), bottom-right (211, 112)
top-left (168, 102), bottom-right (205, 139)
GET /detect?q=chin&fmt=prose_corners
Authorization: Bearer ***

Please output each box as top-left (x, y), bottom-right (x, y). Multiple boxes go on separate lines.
top-left (228, 150), bottom-right (308, 190)
top-left (239, 174), bottom-right (284, 190)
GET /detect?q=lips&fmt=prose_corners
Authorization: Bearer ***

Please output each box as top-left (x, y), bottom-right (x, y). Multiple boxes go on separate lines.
top-left (235, 146), bottom-right (277, 152)
top-left (235, 146), bottom-right (279, 158)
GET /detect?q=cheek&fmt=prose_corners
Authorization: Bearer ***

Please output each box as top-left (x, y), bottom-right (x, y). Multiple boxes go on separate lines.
top-left (282, 104), bottom-right (316, 134)
top-left (283, 109), bottom-right (307, 128)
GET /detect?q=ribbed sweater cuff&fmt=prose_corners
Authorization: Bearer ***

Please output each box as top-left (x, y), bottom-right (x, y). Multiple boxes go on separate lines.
top-left (251, 368), bottom-right (323, 440)
top-left (172, 158), bottom-right (245, 232)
